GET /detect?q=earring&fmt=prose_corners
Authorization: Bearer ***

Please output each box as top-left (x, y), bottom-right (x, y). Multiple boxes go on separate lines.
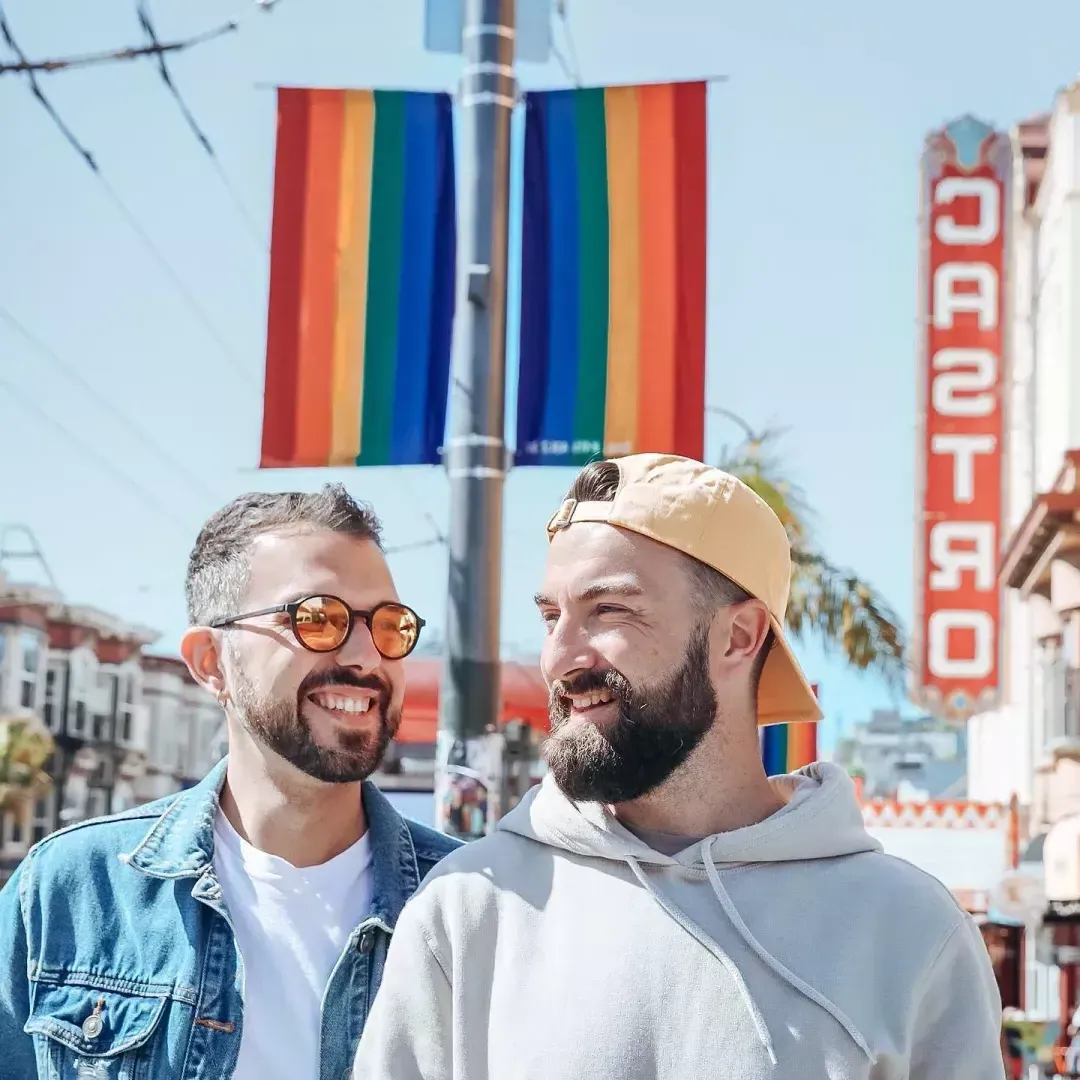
top-left (216, 689), bottom-right (229, 708)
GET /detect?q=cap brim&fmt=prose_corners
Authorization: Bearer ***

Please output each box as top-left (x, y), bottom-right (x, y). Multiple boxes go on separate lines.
top-left (757, 615), bottom-right (823, 726)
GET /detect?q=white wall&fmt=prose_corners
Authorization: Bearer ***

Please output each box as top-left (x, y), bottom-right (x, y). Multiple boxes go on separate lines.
top-left (969, 95), bottom-right (1080, 806)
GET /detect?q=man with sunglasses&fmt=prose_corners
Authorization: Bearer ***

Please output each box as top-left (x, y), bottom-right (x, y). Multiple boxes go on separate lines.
top-left (0, 484), bottom-right (459, 1079)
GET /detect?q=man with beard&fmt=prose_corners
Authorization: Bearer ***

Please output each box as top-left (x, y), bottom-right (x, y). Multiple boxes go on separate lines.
top-left (0, 484), bottom-right (459, 1080)
top-left (354, 455), bottom-right (1002, 1079)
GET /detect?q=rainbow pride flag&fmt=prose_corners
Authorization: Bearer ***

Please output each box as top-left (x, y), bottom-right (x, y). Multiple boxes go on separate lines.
top-left (761, 722), bottom-right (819, 776)
top-left (515, 81), bottom-right (708, 466)
top-left (261, 88), bottom-right (456, 468)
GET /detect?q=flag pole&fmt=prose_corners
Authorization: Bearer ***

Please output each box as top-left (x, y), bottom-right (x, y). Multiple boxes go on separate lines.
top-left (434, 0), bottom-right (516, 838)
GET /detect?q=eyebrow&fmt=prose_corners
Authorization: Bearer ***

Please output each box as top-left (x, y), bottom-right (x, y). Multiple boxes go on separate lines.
top-left (533, 580), bottom-right (645, 608)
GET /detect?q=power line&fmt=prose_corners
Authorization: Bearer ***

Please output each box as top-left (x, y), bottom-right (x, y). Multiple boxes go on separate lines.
top-left (0, 374), bottom-right (190, 534)
top-left (385, 537), bottom-right (446, 556)
top-left (0, 1), bottom-right (262, 390)
top-left (0, 303), bottom-right (224, 505)
top-left (136, 0), bottom-right (267, 249)
top-left (554, 0), bottom-right (582, 86)
top-left (0, 17), bottom-right (238, 75)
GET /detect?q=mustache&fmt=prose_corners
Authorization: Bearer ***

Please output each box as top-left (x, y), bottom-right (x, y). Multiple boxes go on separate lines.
top-left (299, 667), bottom-right (390, 700)
top-left (550, 668), bottom-right (634, 706)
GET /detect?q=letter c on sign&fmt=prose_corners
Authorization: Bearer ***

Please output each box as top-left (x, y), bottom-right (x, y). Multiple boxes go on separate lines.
top-left (934, 177), bottom-right (999, 246)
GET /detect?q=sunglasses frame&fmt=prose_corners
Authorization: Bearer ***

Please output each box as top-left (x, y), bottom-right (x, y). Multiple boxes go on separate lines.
top-left (210, 594), bottom-right (426, 659)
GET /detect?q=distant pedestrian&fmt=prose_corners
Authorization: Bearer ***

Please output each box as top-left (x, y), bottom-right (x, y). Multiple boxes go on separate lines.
top-left (0, 484), bottom-right (459, 1079)
top-left (355, 454), bottom-right (1003, 1079)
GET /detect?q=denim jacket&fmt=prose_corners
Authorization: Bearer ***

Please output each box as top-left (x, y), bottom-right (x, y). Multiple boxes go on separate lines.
top-left (0, 758), bottom-right (460, 1080)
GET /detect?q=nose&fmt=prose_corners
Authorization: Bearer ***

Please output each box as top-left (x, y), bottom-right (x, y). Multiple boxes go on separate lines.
top-left (335, 614), bottom-right (383, 671)
top-left (542, 614), bottom-right (600, 685)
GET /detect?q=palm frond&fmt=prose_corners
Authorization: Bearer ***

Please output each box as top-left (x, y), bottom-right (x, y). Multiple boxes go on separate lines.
top-left (717, 429), bottom-right (814, 546)
top-left (788, 550), bottom-right (908, 688)
top-left (715, 428), bottom-right (908, 686)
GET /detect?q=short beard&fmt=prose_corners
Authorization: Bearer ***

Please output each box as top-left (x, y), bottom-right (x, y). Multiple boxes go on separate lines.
top-left (229, 652), bottom-right (400, 784)
top-left (544, 623), bottom-right (718, 804)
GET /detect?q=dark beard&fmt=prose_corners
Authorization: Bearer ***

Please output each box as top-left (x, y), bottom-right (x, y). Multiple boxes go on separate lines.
top-left (231, 662), bottom-right (400, 783)
top-left (544, 623), bottom-right (717, 804)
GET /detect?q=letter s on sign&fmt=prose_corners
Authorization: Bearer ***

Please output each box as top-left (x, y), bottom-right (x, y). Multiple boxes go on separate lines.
top-left (931, 349), bottom-right (997, 418)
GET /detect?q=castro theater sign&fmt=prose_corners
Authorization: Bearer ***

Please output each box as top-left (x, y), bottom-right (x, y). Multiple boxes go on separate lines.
top-left (913, 116), bottom-right (1010, 721)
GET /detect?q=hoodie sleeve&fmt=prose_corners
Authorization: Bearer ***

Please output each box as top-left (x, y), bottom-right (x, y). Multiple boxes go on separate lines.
top-left (353, 900), bottom-right (453, 1080)
top-left (909, 913), bottom-right (1004, 1080)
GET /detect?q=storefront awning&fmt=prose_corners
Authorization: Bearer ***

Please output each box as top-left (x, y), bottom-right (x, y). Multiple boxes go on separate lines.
top-left (396, 657), bottom-right (549, 744)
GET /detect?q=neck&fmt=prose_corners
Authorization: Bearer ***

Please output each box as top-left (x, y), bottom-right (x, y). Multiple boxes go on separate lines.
top-left (219, 735), bottom-right (367, 868)
top-left (612, 723), bottom-right (785, 838)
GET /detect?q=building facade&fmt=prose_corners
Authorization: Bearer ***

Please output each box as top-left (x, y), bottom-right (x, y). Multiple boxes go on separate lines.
top-left (949, 84), bottom-right (1080, 1037)
top-left (833, 709), bottom-right (967, 800)
top-left (0, 574), bottom-right (224, 883)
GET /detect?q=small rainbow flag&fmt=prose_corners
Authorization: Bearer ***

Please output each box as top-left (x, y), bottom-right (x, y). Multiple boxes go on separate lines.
top-left (261, 88), bottom-right (456, 468)
top-left (515, 81), bottom-right (708, 466)
top-left (761, 722), bottom-right (819, 776)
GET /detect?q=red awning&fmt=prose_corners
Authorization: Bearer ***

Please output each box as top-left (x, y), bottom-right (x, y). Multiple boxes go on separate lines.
top-left (396, 657), bottom-right (550, 744)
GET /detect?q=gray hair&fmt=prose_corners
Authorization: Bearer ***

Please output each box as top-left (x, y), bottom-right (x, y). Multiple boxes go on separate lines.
top-left (185, 483), bottom-right (383, 626)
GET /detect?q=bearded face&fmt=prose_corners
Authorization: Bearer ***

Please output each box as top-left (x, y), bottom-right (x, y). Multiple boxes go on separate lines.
top-left (544, 623), bottom-right (717, 803)
top-left (228, 649), bottom-right (401, 784)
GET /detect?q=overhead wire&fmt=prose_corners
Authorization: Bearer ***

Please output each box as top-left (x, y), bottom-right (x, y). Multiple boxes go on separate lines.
top-left (0, 374), bottom-right (191, 534)
top-left (553, 0), bottom-right (582, 86)
top-left (135, 0), bottom-right (267, 250)
top-left (0, 0), bottom-right (261, 390)
top-left (0, 303), bottom-right (225, 506)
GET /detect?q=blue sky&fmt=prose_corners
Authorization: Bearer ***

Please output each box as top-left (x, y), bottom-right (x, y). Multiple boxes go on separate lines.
top-left (2, 0), bottom-right (1078, 753)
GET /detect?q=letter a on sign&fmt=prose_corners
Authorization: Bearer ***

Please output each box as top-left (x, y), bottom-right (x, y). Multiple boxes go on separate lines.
top-left (913, 116), bottom-right (1010, 721)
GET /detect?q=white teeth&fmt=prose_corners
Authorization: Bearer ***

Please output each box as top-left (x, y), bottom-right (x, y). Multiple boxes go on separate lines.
top-left (313, 693), bottom-right (371, 715)
top-left (568, 689), bottom-right (613, 709)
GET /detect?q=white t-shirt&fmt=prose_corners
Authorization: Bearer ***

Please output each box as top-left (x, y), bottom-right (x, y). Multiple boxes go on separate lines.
top-left (212, 810), bottom-right (374, 1079)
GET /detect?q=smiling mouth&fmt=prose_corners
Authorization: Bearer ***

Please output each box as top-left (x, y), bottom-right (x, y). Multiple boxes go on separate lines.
top-left (307, 691), bottom-right (376, 719)
top-left (563, 688), bottom-right (615, 713)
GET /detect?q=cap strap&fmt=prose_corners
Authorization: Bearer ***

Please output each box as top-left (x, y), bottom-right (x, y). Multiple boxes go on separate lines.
top-left (545, 499), bottom-right (616, 540)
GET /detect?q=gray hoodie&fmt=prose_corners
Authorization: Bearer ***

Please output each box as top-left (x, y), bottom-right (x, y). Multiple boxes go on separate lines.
top-left (354, 763), bottom-right (1004, 1079)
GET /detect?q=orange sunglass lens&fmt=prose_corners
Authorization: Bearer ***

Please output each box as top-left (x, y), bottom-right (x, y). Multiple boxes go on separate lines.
top-left (370, 604), bottom-right (419, 659)
top-left (293, 596), bottom-right (351, 650)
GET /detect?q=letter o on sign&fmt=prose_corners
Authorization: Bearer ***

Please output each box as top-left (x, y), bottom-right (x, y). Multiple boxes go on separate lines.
top-left (928, 610), bottom-right (994, 679)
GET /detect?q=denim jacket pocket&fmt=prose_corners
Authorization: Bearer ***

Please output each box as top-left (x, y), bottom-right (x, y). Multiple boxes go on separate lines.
top-left (25, 983), bottom-right (169, 1080)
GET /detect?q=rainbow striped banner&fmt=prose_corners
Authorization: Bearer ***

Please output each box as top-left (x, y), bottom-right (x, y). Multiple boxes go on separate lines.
top-left (261, 88), bottom-right (456, 468)
top-left (761, 722), bottom-right (819, 776)
top-left (515, 81), bottom-right (708, 466)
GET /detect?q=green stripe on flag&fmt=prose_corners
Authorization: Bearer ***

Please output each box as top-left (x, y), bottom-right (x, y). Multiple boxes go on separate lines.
top-left (357, 91), bottom-right (407, 465)
top-left (572, 88), bottom-right (610, 464)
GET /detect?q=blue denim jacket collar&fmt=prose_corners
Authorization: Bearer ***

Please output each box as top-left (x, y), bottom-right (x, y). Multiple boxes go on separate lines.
top-left (120, 756), bottom-right (421, 930)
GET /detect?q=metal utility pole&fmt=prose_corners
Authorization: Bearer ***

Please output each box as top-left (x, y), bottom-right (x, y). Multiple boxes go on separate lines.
top-left (435, 0), bottom-right (516, 839)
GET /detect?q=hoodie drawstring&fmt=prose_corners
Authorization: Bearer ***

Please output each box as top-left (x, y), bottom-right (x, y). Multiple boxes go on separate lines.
top-left (625, 854), bottom-right (778, 1066)
top-left (625, 844), bottom-right (874, 1066)
top-left (700, 841), bottom-right (874, 1061)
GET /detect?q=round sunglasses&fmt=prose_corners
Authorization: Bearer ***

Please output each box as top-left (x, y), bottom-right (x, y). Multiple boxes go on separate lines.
top-left (210, 594), bottom-right (425, 660)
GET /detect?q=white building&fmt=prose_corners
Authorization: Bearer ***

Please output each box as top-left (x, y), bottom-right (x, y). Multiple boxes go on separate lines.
top-left (138, 654), bottom-right (226, 801)
top-left (959, 83), bottom-right (1080, 1023)
top-left (0, 572), bottom-right (224, 883)
top-left (970, 87), bottom-right (1080, 829)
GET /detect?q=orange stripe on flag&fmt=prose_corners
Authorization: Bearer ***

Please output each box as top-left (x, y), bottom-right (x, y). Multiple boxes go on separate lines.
top-left (636, 83), bottom-right (678, 454)
top-left (294, 89), bottom-right (345, 466)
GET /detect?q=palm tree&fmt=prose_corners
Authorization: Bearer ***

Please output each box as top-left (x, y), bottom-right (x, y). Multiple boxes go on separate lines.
top-left (717, 430), bottom-right (907, 688)
top-left (0, 715), bottom-right (54, 817)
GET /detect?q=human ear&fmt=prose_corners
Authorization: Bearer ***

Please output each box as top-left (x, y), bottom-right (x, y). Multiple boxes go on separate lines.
top-left (719, 600), bottom-right (772, 670)
top-left (180, 627), bottom-right (228, 702)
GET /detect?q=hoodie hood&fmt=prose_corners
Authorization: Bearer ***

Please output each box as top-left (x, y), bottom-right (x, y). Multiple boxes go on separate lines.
top-left (498, 761), bottom-right (882, 1064)
top-left (498, 760), bottom-right (882, 867)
